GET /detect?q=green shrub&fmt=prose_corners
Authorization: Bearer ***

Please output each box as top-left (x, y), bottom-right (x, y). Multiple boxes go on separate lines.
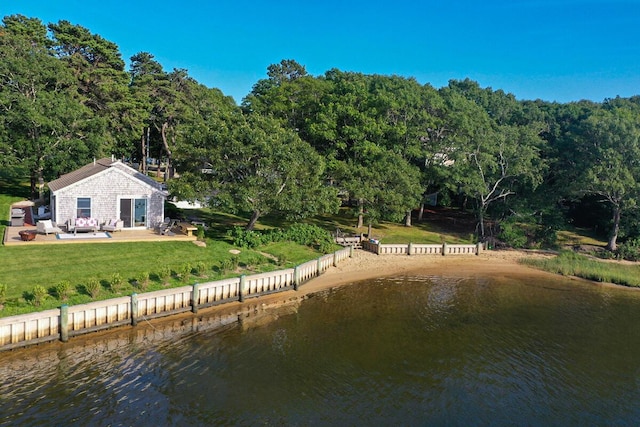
top-left (110, 272), bottom-right (123, 294)
top-left (193, 261), bottom-right (207, 277)
top-left (227, 226), bottom-right (264, 248)
top-left (498, 220), bottom-right (528, 249)
top-left (196, 226), bottom-right (205, 241)
top-left (285, 223), bottom-right (334, 253)
top-left (32, 285), bottom-right (48, 306)
top-left (227, 224), bottom-right (335, 252)
top-left (158, 265), bottom-right (172, 286)
top-left (137, 271), bottom-right (150, 290)
top-left (179, 263), bottom-right (192, 282)
top-left (55, 280), bottom-right (73, 301)
top-left (0, 283), bottom-right (6, 308)
top-left (219, 259), bottom-right (231, 274)
top-left (616, 238), bottom-right (640, 261)
top-left (85, 277), bottom-right (101, 299)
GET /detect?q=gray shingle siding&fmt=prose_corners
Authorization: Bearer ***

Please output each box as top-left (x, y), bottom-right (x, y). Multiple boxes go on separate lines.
top-left (50, 161), bottom-right (167, 229)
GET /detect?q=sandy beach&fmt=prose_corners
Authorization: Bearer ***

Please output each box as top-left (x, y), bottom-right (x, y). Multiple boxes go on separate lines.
top-left (299, 248), bottom-right (556, 295)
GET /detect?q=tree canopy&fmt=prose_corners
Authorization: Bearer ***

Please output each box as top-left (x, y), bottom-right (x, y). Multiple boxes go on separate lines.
top-left (3, 14), bottom-right (640, 251)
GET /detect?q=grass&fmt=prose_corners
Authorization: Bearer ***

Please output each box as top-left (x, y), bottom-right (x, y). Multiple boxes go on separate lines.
top-left (1, 185), bottom-right (624, 316)
top-left (0, 230), bottom-right (335, 316)
top-left (522, 250), bottom-right (640, 287)
top-left (556, 226), bottom-right (607, 247)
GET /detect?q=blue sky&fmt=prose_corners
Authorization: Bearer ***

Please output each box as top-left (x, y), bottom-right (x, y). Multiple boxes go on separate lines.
top-left (3, 0), bottom-right (640, 104)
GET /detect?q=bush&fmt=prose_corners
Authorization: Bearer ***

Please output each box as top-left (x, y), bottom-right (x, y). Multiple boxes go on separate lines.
top-left (196, 226), bottom-right (205, 241)
top-left (158, 266), bottom-right (172, 286)
top-left (55, 280), bottom-right (73, 301)
top-left (227, 224), bottom-right (335, 253)
top-left (193, 261), bottom-right (207, 277)
top-left (0, 283), bottom-right (6, 309)
top-left (137, 271), bottom-right (150, 290)
top-left (227, 227), bottom-right (264, 249)
top-left (32, 285), bottom-right (48, 306)
top-left (285, 224), bottom-right (334, 253)
top-left (498, 220), bottom-right (528, 249)
top-left (616, 238), bottom-right (640, 261)
top-left (85, 277), bottom-right (101, 298)
top-left (179, 263), bottom-right (192, 282)
top-left (220, 259), bottom-right (233, 274)
top-left (110, 272), bottom-right (123, 294)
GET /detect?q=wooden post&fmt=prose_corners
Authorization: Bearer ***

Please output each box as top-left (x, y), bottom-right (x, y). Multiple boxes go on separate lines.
top-left (60, 304), bottom-right (69, 343)
top-left (333, 251), bottom-right (338, 267)
top-left (294, 266), bottom-right (300, 290)
top-left (239, 275), bottom-right (245, 302)
top-left (442, 242), bottom-right (447, 256)
top-left (377, 243), bottom-right (381, 255)
top-left (408, 242), bottom-right (413, 256)
top-left (476, 242), bottom-right (482, 256)
top-left (192, 283), bottom-right (200, 313)
top-left (317, 257), bottom-right (322, 276)
top-left (349, 245), bottom-right (354, 257)
top-left (131, 293), bottom-right (138, 326)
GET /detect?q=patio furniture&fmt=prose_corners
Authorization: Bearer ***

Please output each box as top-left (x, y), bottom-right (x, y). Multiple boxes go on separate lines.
top-left (178, 222), bottom-right (198, 237)
top-left (34, 205), bottom-right (51, 220)
top-left (101, 219), bottom-right (123, 232)
top-left (67, 217), bottom-right (99, 235)
top-left (18, 230), bottom-right (37, 241)
top-left (10, 208), bottom-right (25, 227)
top-left (155, 217), bottom-right (177, 235)
top-left (37, 220), bottom-right (63, 235)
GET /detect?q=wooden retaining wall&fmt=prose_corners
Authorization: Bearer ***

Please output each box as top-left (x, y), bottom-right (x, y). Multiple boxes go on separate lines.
top-left (361, 240), bottom-right (482, 256)
top-left (0, 246), bottom-right (353, 351)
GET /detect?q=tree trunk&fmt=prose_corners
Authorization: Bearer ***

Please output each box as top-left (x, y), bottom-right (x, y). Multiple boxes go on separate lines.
top-left (404, 210), bottom-right (412, 227)
top-left (357, 198), bottom-right (364, 228)
top-left (477, 207), bottom-right (486, 241)
top-left (30, 173), bottom-right (37, 201)
top-left (140, 130), bottom-right (147, 174)
top-left (161, 122), bottom-right (173, 183)
top-left (368, 222), bottom-right (372, 238)
top-left (246, 210), bottom-right (261, 231)
top-left (606, 205), bottom-right (621, 251)
top-left (418, 203), bottom-right (425, 221)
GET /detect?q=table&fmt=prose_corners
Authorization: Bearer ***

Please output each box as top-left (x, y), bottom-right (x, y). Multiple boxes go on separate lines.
top-left (178, 222), bottom-right (198, 237)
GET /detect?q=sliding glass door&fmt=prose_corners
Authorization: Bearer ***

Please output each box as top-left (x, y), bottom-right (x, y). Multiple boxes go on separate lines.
top-left (119, 198), bottom-right (147, 228)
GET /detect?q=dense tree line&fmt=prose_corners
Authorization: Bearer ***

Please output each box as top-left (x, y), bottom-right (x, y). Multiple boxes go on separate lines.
top-left (2, 15), bottom-right (640, 252)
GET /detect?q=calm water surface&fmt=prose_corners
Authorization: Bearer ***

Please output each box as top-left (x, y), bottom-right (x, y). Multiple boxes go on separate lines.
top-left (2, 271), bottom-right (640, 426)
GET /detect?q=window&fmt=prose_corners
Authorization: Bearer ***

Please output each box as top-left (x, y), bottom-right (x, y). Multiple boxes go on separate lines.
top-left (77, 198), bottom-right (91, 218)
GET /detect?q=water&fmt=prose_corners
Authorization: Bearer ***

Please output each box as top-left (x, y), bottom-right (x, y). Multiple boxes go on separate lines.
top-left (2, 271), bottom-right (640, 426)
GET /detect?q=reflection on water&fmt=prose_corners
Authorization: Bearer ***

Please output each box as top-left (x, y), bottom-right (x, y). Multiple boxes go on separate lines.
top-left (2, 272), bottom-right (640, 426)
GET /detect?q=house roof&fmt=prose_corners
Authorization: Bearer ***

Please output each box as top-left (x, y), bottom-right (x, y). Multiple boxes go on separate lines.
top-left (48, 158), bottom-right (166, 193)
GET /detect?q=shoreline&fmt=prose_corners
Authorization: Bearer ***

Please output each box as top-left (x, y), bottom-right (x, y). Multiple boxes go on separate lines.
top-left (0, 249), bottom-right (563, 357)
top-left (298, 248), bottom-right (557, 293)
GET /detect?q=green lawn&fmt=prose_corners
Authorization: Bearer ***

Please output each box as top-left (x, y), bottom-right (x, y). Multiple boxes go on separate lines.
top-left (1, 186), bottom-right (614, 317)
top-left (0, 236), bottom-right (330, 316)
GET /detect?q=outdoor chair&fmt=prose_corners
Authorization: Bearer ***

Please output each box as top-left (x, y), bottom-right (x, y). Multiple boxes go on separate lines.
top-left (36, 219), bottom-right (63, 235)
top-left (156, 217), bottom-right (176, 235)
top-left (101, 219), bottom-right (123, 232)
top-left (10, 208), bottom-right (25, 226)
